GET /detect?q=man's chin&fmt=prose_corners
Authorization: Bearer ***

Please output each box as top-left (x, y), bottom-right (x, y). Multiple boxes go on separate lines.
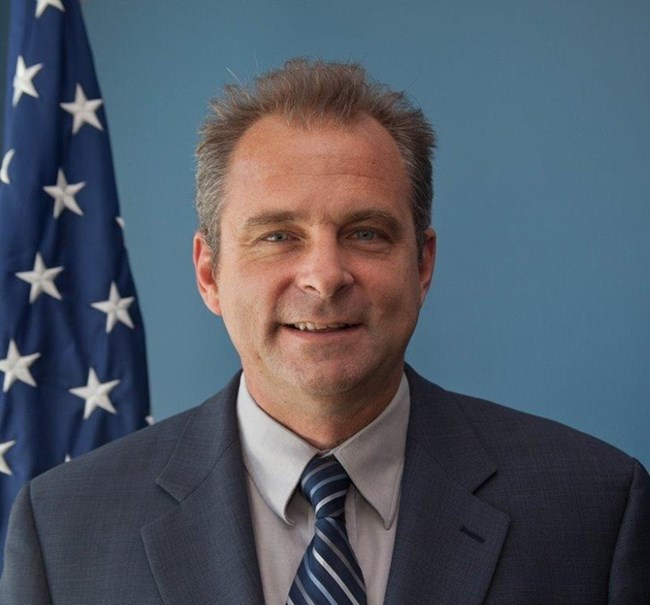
top-left (283, 362), bottom-right (379, 400)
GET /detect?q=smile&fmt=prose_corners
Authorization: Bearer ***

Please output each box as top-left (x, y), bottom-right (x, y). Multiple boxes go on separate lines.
top-left (288, 322), bottom-right (355, 332)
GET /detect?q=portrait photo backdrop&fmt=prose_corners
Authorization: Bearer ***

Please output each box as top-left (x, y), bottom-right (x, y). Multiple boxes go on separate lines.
top-left (1, 0), bottom-right (648, 468)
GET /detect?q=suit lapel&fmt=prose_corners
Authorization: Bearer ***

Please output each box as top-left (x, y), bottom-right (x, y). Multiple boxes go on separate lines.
top-left (384, 368), bottom-right (510, 605)
top-left (141, 374), bottom-right (264, 605)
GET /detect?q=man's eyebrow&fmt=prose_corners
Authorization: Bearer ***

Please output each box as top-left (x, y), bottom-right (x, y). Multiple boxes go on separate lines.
top-left (241, 212), bottom-right (301, 231)
top-left (240, 208), bottom-right (403, 231)
top-left (345, 209), bottom-right (402, 231)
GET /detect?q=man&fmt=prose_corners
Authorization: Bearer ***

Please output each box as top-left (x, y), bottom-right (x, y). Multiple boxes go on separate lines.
top-left (1, 59), bottom-right (648, 604)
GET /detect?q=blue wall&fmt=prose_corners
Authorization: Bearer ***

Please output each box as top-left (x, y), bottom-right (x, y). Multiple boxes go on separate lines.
top-left (76, 0), bottom-right (649, 467)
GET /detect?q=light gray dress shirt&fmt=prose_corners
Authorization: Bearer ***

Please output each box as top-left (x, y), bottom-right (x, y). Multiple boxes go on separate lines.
top-left (237, 373), bottom-right (410, 605)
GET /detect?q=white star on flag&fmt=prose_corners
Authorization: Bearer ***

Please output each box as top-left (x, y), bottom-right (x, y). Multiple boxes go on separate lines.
top-left (35, 0), bottom-right (65, 18)
top-left (12, 55), bottom-right (43, 107)
top-left (1, 149), bottom-right (15, 185)
top-left (69, 368), bottom-right (120, 419)
top-left (60, 84), bottom-right (104, 134)
top-left (0, 441), bottom-right (17, 476)
top-left (0, 340), bottom-right (41, 393)
top-left (43, 168), bottom-right (85, 217)
top-left (15, 252), bottom-right (64, 303)
top-left (91, 282), bottom-right (135, 333)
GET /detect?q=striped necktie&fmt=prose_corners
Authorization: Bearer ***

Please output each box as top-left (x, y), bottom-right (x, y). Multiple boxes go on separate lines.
top-left (286, 455), bottom-right (367, 605)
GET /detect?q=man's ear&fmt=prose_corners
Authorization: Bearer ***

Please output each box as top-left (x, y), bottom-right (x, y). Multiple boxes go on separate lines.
top-left (193, 232), bottom-right (222, 316)
top-left (418, 227), bottom-right (436, 306)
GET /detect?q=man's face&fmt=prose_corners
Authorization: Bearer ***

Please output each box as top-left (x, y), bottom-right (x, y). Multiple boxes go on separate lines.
top-left (194, 114), bottom-right (435, 415)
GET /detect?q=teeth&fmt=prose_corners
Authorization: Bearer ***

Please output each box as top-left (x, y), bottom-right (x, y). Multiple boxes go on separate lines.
top-left (293, 322), bottom-right (350, 331)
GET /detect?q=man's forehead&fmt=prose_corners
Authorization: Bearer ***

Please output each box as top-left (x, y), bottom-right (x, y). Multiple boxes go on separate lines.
top-left (231, 113), bottom-right (401, 163)
top-left (225, 113), bottom-right (408, 188)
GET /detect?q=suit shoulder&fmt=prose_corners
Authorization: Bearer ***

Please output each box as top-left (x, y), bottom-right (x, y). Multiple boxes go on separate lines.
top-left (30, 393), bottom-right (215, 494)
top-left (406, 367), bottom-right (639, 476)
top-left (448, 388), bottom-right (637, 475)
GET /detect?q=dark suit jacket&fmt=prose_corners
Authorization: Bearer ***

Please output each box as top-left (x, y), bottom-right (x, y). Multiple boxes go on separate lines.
top-left (1, 367), bottom-right (648, 604)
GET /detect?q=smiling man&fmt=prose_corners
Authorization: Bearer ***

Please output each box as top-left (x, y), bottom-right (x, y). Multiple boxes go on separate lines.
top-left (1, 59), bottom-right (649, 605)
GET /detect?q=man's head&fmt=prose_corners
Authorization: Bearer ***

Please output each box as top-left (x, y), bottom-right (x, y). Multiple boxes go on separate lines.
top-left (195, 58), bottom-right (435, 267)
top-left (193, 58), bottom-right (437, 446)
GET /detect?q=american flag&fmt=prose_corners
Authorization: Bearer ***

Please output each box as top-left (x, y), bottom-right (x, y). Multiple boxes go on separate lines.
top-left (0, 0), bottom-right (151, 570)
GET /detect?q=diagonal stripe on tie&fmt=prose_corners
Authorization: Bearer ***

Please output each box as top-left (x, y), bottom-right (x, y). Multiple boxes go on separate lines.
top-left (287, 455), bottom-right (367, 605)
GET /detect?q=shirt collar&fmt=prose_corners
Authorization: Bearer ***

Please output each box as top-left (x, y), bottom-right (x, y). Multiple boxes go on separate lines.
top-left (237, 373), bottom-right (410, 530)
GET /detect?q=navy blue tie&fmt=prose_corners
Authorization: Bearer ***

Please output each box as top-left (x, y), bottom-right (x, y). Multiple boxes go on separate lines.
top-left (286, 455), bottom-right (367, 605)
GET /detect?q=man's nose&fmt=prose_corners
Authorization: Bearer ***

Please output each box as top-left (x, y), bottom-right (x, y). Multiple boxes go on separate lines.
top-left (295, 236), bottom-right (354, 300)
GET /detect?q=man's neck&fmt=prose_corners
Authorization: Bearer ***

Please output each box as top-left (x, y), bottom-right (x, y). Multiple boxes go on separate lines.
top-left (244, 370), bottom-right (404, 450)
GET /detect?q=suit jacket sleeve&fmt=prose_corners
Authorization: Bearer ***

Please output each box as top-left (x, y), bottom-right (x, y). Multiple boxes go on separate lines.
top-left (0, 483), bottom-right (52, 605)
top-left (608, 459), bottom-right (650, 603)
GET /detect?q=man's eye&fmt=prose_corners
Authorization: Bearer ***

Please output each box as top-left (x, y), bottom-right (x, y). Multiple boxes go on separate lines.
top-left (263, 232), bottom-right (291, 242)
top-left (354, 229), bottom-right (378, 241)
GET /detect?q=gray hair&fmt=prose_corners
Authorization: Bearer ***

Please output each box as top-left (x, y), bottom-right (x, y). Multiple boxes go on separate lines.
top-left (195, 58), bottom-right (435, 266)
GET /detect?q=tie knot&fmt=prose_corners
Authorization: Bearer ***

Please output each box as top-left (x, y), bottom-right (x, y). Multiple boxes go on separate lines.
top-left (300, 455), bottom-right (351, 519)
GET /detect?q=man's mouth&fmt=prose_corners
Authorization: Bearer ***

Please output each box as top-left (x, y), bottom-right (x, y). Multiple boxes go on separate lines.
top-left (287, 322), bottom-right (356, 332)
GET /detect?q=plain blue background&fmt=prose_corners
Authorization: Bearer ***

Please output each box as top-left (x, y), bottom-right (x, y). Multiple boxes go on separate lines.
top-left (2, 1), bottom-right (649, 468)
